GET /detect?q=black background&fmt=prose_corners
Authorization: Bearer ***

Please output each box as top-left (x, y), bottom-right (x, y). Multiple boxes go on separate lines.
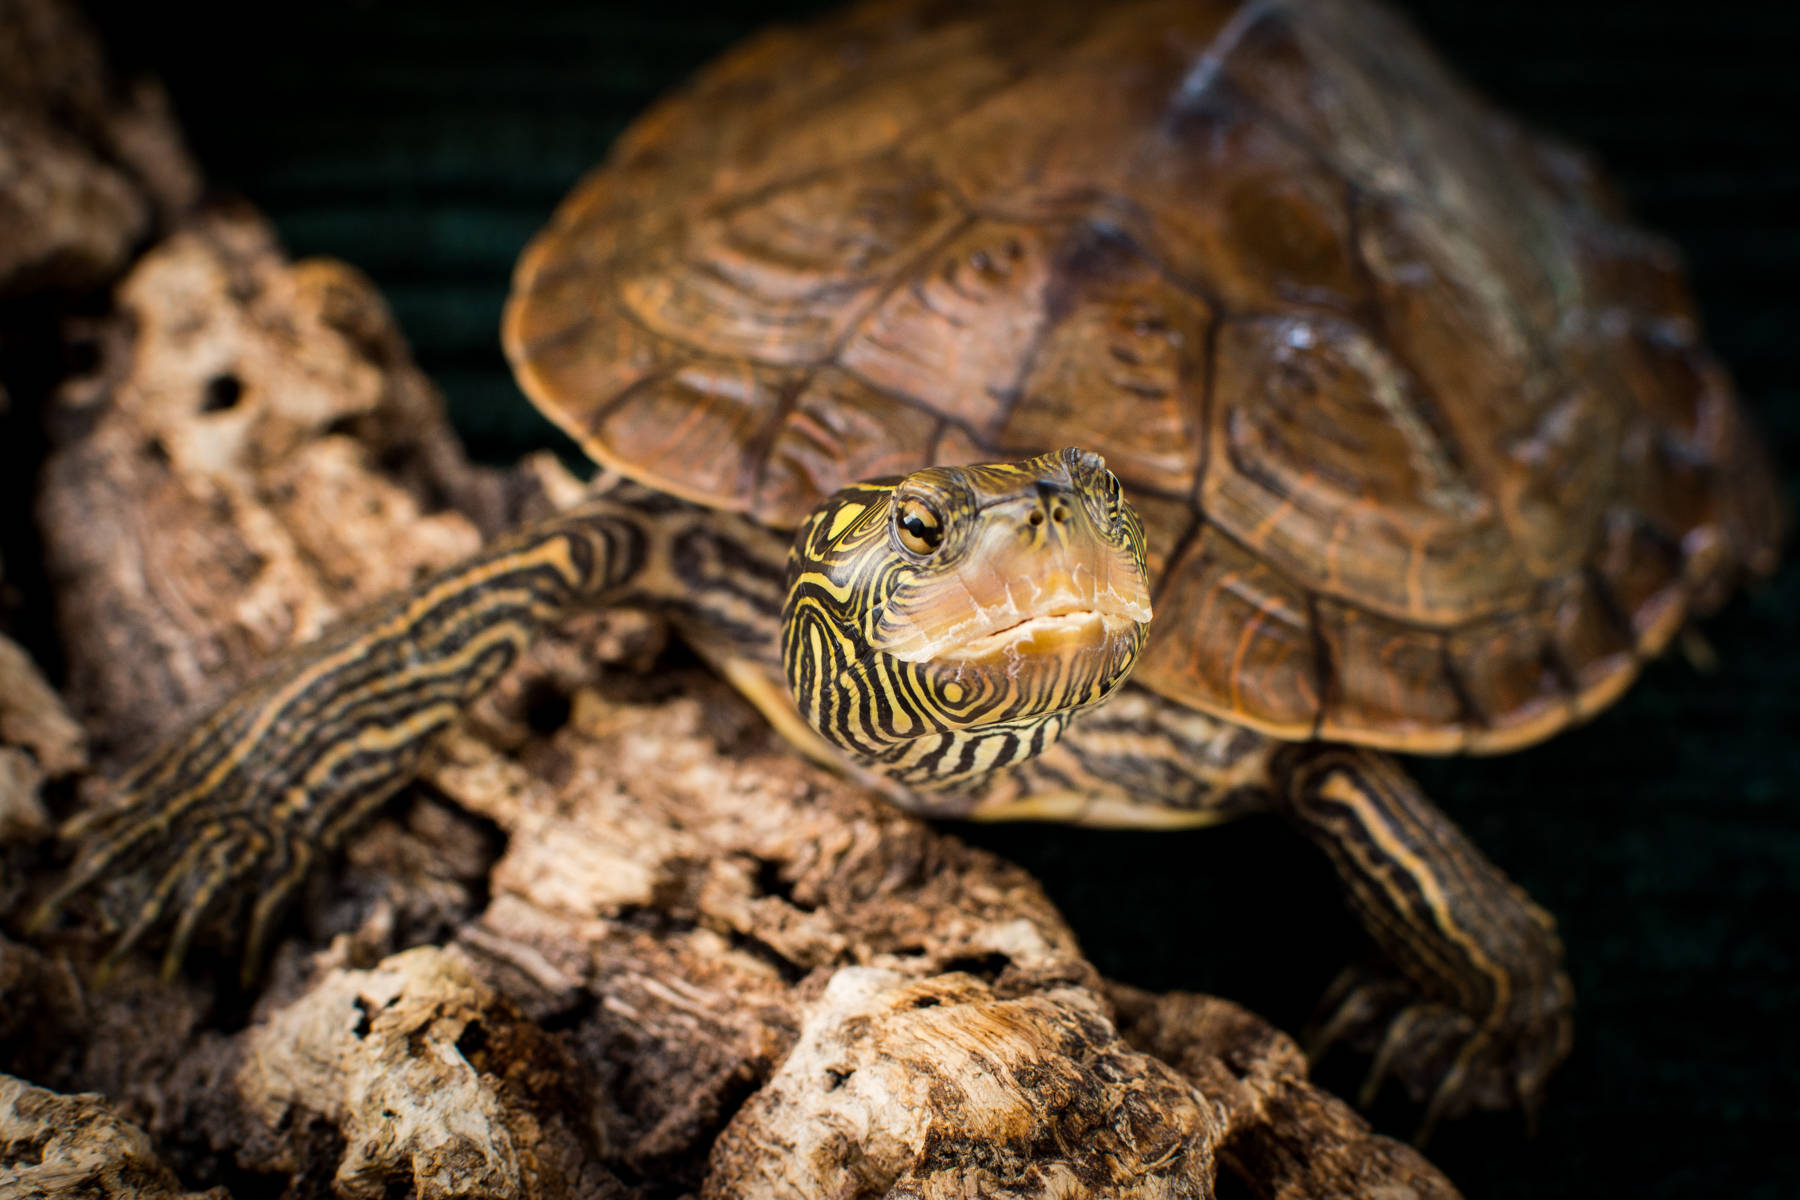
top-left (71, 2), bottom-right (1800, 1196)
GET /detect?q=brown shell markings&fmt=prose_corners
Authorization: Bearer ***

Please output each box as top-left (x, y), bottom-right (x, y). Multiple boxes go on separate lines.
top-left (502, 0), bottom-right (1782, 755)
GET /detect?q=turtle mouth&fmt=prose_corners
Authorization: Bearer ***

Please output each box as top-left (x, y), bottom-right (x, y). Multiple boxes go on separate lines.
top-left (868, 486), bottom-right (1155, 668)
top-left (926, 606), bottom-right (1147, 666)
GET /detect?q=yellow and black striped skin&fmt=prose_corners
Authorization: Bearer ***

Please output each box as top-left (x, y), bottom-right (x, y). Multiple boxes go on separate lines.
top-left (37, 451), bottom-right (1569, 1126)
top-left (1277, 742), bottom-right (1572, 1135)
top-left (781, 449), bottom-right (1152, 791)
top-left (34, 502), bottom-right (662, 976)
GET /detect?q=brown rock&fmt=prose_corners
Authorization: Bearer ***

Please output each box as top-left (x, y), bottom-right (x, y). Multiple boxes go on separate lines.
top-left (425, 655), bottom-right (1103, 1185)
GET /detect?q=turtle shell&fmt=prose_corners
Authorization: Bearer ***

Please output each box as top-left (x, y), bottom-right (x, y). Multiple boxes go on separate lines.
top-left (502, 0), bottom-right (1782, 755)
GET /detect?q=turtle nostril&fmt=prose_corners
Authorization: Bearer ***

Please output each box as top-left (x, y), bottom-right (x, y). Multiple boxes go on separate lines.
top-left (1051, 504), bottom-right (1069, 524)
top-left (1029, 510), bottom-right (1045, 527)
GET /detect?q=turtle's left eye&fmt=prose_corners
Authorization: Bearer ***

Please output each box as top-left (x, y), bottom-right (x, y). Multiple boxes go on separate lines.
top-left (896, 497), bottom-right (945, 556)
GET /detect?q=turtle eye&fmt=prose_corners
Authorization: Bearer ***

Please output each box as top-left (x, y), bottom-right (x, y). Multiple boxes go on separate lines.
top-left (895, 497), bottom-right (945, 556)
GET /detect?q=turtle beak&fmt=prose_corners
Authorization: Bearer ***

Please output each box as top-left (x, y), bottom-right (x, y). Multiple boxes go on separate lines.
top-left (876, 486), bottom-right (1153, 668)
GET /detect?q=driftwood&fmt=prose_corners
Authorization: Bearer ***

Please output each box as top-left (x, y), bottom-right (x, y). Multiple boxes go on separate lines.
top-left (0, 6), bottom-right (1464, 1189)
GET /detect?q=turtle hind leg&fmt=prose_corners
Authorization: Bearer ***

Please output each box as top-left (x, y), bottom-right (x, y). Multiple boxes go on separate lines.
top-left (1276, 743), bottom-right (1573, 1135)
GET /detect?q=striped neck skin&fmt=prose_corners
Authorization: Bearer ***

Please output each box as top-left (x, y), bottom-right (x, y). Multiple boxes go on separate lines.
top-left (780, 448), bottom-right (1153, 793)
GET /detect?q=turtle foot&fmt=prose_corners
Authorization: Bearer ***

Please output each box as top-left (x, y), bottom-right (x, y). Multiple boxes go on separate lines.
top-left (1308, 961), bottom-right (1573, 1142)
top-left (29, 731), bottom-right (345, 983)
top-left (33, 802), bottom-right (315, 985)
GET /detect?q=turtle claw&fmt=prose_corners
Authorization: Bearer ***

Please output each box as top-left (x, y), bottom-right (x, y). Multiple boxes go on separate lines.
top-left (1357, 1005), bottom-right (1450, 1110)
top-left (1305, 963), bottom-right (1406, 1064)
top-left (35, 768), bottom-right (308, 981)
top-left (1308, 962), bottom-right (1572, 1141)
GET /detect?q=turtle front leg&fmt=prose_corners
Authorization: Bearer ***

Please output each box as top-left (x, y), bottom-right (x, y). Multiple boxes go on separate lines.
top-left (959, 690), bottom-right (1572, 1131)
top-left (1275, 743), bottom-right (1572, 1136)
top-left (32, 500), bottom-right (657, 979)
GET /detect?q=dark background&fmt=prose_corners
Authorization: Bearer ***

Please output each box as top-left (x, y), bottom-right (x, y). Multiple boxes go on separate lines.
top-left (75, 2), bottom-right (1799, 1197)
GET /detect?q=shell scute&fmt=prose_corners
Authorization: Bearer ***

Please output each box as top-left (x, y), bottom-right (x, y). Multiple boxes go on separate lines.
top-left (1315, 598), bottom-right (1463, 751)
top-left (586, 359), bottom-right (791, 505)
top-left (993, 232), bottom-right (1210, 498)
top-left (1593, 511), bottom-right (1687, 655)
top-left (1544, 573), bottom-right (1639, 719)
top-left (1128, 101), bottom-right (1367, 317)
top-left (1444, 611), bottom-right (1573, 754)
top-left (620, 162), bottom-right (966, 367)
top-left (838, 217), bottom-right (1058, 430)
top-left (1205, 316), bottom-right (1525, 626)
top-left (755, 367), bottom-right (946, 524)
top-left (1136, 525), bottom-right (1320, 740)
top-left (911, 1), bottom-right (1240, 223)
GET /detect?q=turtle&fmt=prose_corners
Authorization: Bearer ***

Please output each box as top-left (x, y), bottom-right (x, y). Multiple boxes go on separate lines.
top-left (34, 0), bottom-right (1782, 1131)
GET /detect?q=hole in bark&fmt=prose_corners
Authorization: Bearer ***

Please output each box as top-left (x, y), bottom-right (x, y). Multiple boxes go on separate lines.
top-left (940, 952), bottom-right (1012, 981)
top-left (351, 996), bottom-right (374, 1039)
top-left (455, 1019), bottom-right (489, 1065)
top-left (201, 372), bottom-right (244, 413)
top-left (217, 1138), bottom-right (337, 1200)
top-left (824, 1068), bottom-right (853, 1090)
top-left (141, 437), bottom-right (170, 464)
top-left (751, 856), bottom-right (819, 912)
top-left (33, 772), bottom-right (81, 826)
top-left (910, 994), bottom-right (941, 1009)
top-left (1, 1131), bottom-right (48, 1166)
top-left (372, 438), bottom-right (455, 515)
top-left (522, 681), bottom-right (573, 735)
top-left (730, 928), bottom-right (808, 984)
top-left (1216, 1164), bottom-right (1259, 1200)
top-left (534, 992), bottom-right (599, 1036)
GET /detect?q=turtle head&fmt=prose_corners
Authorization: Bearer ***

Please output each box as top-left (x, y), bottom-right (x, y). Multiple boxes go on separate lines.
top-left (781, 448), bottom-right (1152, 789)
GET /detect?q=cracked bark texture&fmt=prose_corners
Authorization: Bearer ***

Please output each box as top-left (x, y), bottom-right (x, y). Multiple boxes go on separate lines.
top-left (1, 198), bottom-right (1462, 1199)
top-left (1110, 986), bottom-right (1458, 1200)
top-left (36, 208), bottom-right (513, 764)
top-left (706, 969), bottom-right (1219, 1199)
top-left (0, 1073), bottom-right (225, 1200)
